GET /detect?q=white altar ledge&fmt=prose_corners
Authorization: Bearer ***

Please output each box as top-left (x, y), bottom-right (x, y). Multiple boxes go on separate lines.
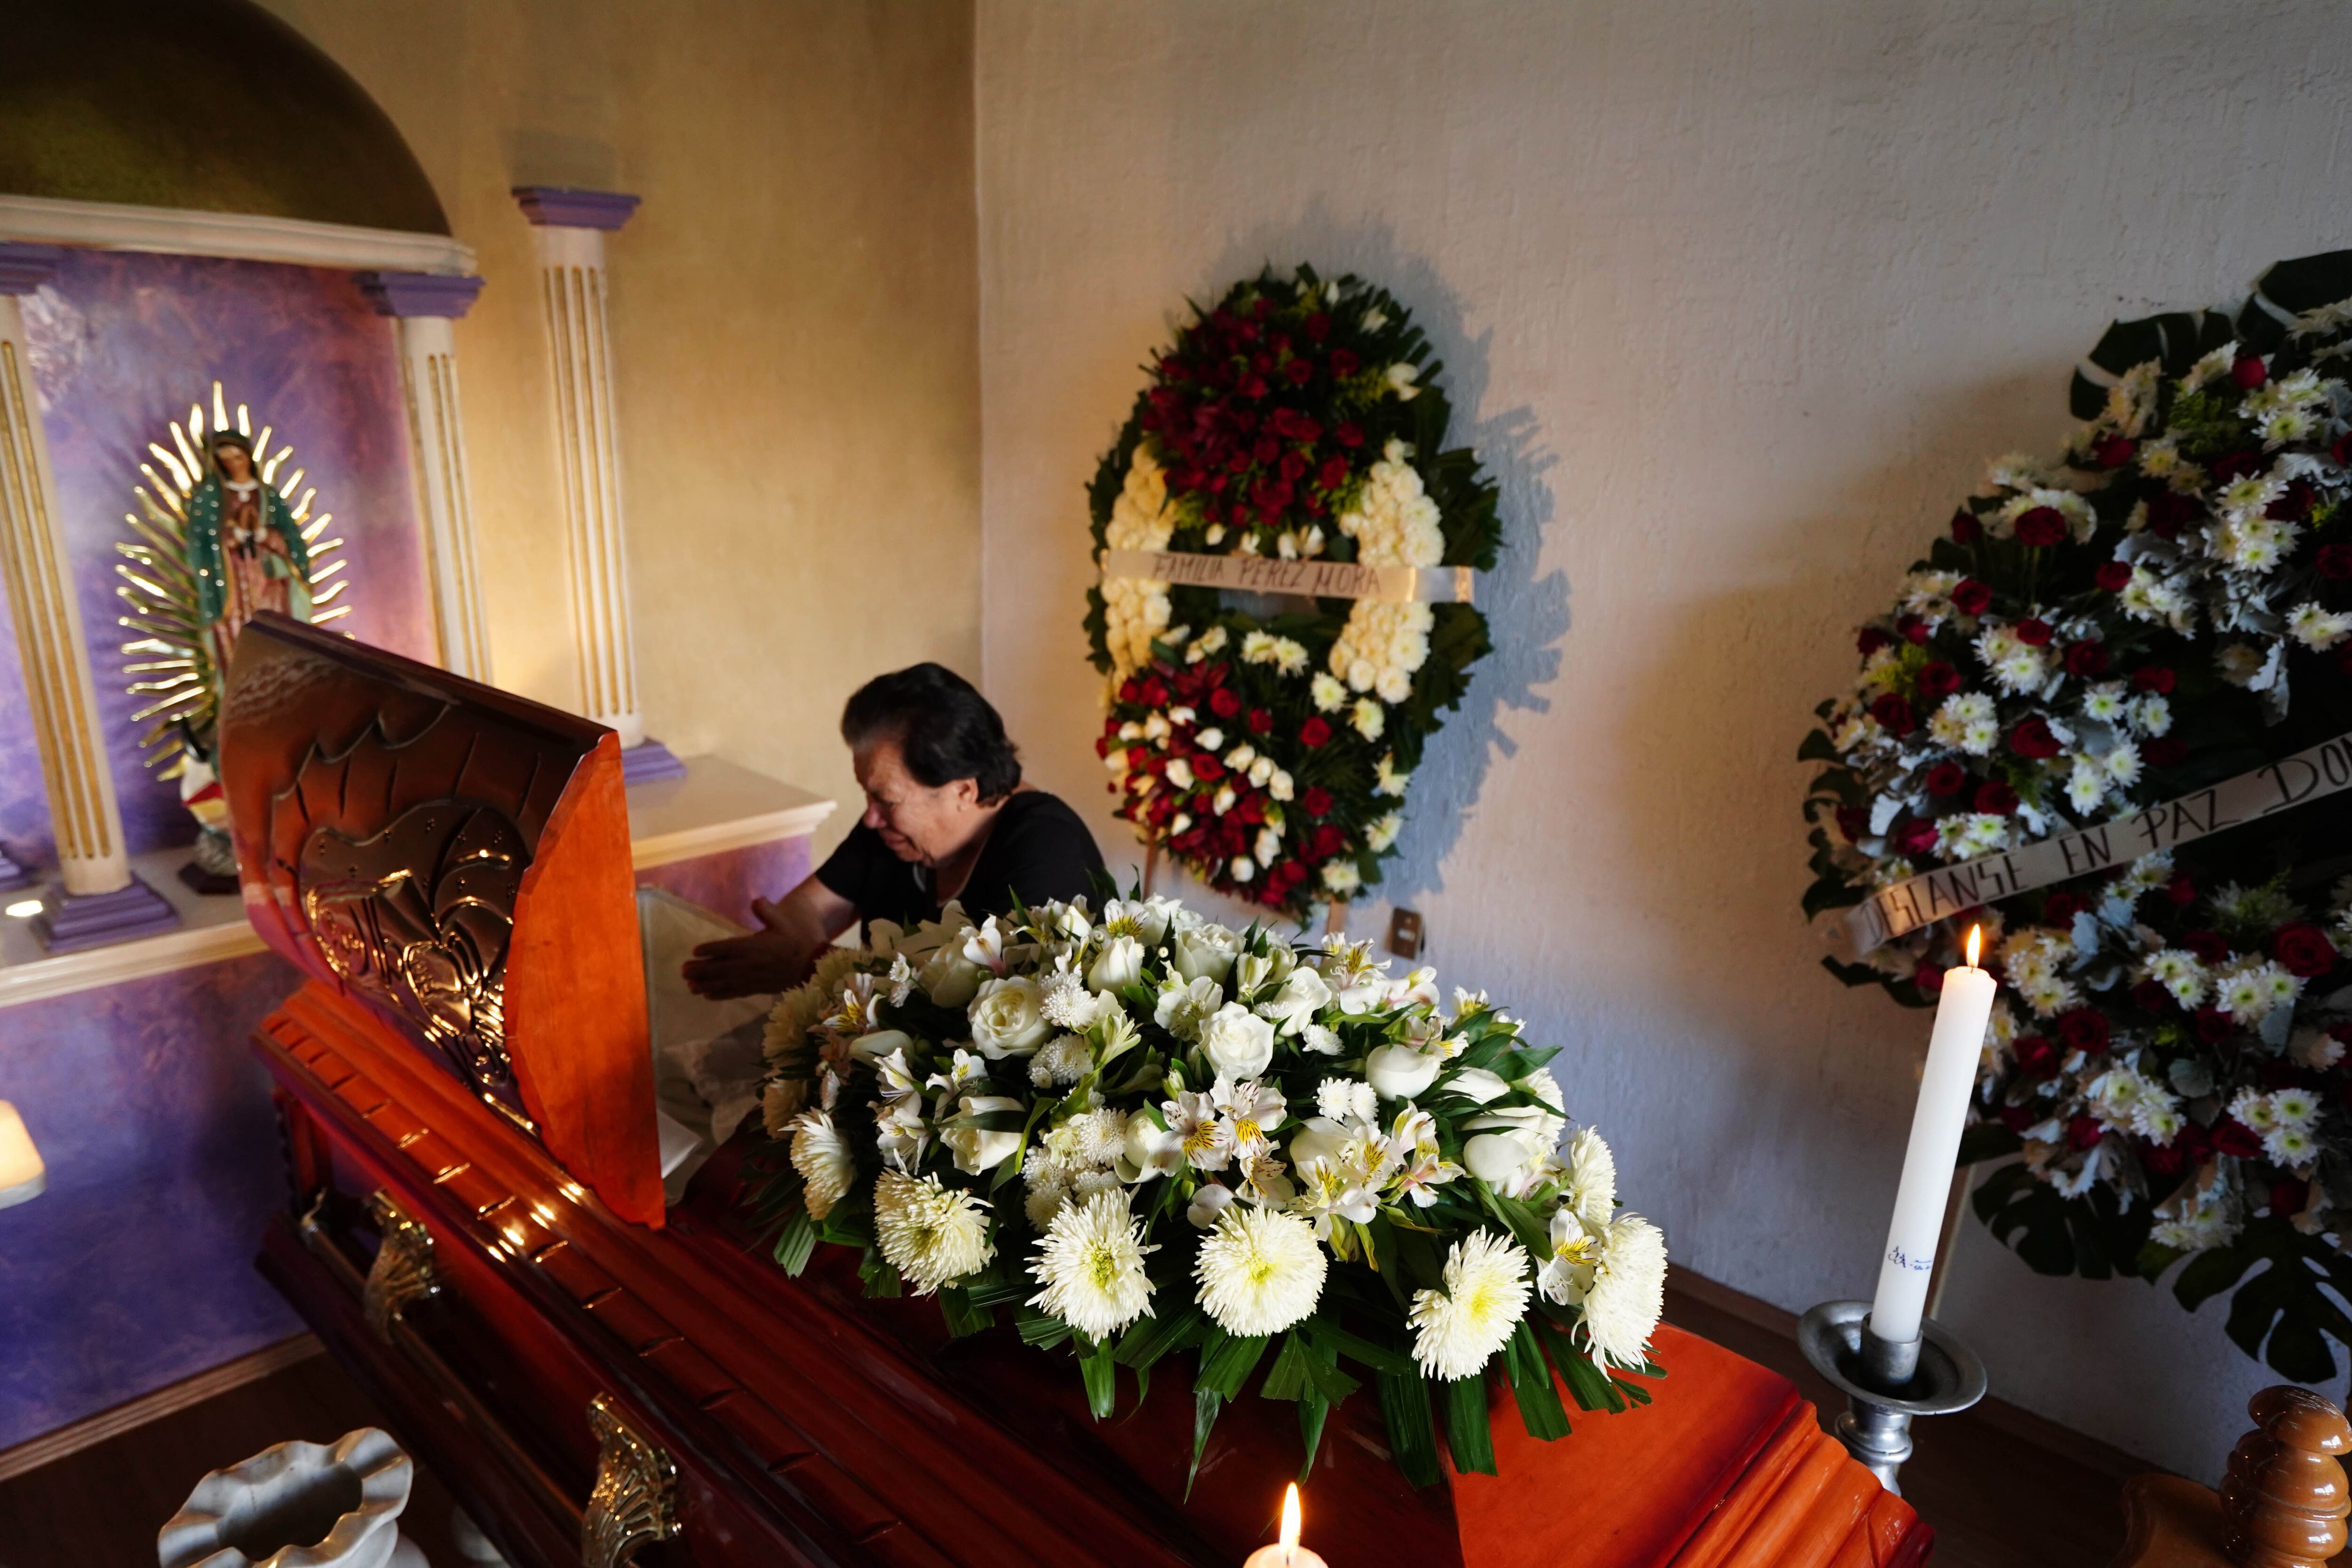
top-left (0, 756), bottom-right (832, 1010)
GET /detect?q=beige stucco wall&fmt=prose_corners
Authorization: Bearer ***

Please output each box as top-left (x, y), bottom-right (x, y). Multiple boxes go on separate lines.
top-left (260, 0), bottom-right (980, 852)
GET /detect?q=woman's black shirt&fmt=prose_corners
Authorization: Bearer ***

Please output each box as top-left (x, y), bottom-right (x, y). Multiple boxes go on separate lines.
top-left (813, 790), bottom-right (1105, 934)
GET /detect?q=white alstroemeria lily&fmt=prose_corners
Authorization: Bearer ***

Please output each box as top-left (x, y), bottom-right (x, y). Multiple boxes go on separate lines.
top-left (1383, 1107), bottom-right (1464, 1207)
top-left (1166, 1086), bottom-right (1232, 1171)
top-left (1215, 1076), bottom-right (1288, 1158)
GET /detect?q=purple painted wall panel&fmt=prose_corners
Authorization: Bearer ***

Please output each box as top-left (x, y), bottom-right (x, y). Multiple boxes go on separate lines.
top-left (0, 952), bottom-right (305, 1449)
top-left (635, 836), bottom-right (812, 930)
top-left (17, 250), bottom-right (430, 860)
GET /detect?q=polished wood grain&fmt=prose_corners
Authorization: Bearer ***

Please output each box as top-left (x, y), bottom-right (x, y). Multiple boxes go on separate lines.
top-left (2111, 1388), bottom-right (2352, 1568)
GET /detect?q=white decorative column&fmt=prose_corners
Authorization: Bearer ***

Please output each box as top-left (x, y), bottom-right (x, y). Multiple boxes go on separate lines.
top-left (512, 187), bottom-right (683, 783)
top-left (0, 243), bottom-right (177, 947)
top-left (355, 271), bottom-right (493, 683)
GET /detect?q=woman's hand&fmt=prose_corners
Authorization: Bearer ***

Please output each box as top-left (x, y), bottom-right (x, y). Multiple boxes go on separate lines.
top-left (682, 881), bottom-right (855, 1000)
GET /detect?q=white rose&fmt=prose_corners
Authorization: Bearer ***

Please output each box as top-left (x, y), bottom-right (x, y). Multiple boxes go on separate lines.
top-left (1198, 1002), bottom-right (1276, 1079)
top-left (1257, 967), bottom-right (1333, 1035)
top-left (968, 976), bottom-right (1051, 1059)
top-left (943, 1094), bottom-right (1025, 1173)
top-left (1463, 1131), bottom-right (1536, 1184)
top-left (920, 946), bottom-right (985, 1009)
top-left (1365, 1043), bottom-right (1441, 1099)
top-left (1088, 934), bottom-right (1146, 992)
top-left (1171, 923), bottom-right (1241, 984)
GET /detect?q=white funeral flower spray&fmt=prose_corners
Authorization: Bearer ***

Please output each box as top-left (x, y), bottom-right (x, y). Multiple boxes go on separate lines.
top-left (754, 887), bottom-right (1665, 1486)
top-left (872, 1169), bottom-right (994, 1295)
top-left (1029, 1189), bottom-right (1158, 1340)
top-left (1408, 1229), bottom-right (1533, 1380)
top-left (1194, 1205), bottom-right (1327, 1336)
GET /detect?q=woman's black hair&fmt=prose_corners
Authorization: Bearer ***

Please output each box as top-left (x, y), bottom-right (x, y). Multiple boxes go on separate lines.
top-left (841, 663), bottom-right (1022, 804)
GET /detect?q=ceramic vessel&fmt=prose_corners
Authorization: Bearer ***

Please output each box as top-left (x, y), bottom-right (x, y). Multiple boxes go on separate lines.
top-left (157, 1426), bottom-right (427, 1568)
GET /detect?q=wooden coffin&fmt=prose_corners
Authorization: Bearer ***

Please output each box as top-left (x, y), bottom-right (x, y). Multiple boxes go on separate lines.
top-left (221, 620), bottom-right (1931, 1568)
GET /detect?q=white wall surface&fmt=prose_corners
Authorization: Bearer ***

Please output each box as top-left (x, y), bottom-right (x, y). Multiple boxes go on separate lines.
top-left (976, 0), bottom-right (2352, 1481)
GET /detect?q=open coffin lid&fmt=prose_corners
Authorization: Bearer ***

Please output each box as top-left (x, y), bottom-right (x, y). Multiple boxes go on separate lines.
top-left (218, 613), bottom-right (664, 1226)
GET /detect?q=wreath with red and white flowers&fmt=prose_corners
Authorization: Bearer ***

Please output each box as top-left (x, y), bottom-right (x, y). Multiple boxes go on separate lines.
top-left (1802, 250), bottom-right (2352, 1382)
top-left (1087, 266), bottom-right (1499, 921)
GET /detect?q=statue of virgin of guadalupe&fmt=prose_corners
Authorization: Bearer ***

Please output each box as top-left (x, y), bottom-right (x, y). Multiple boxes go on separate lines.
top-left (185, 429), bottom-right (311, 668)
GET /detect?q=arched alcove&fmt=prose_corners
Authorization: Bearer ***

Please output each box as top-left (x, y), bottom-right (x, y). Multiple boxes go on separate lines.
top-left (0, 0), bottom-right (446, 234)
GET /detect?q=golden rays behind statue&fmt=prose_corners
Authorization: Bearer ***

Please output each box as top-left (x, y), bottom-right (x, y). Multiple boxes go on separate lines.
top-left (114, 383), bottom-right (349, 883)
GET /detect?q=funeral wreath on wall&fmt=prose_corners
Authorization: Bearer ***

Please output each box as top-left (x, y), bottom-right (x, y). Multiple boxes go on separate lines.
top-left (1086, 266), bottom-right (1500, 921)
top-left (742, 893), bottom-right (1666, 1486)
top-left (1802, 251), bottom-right (2352, 1381)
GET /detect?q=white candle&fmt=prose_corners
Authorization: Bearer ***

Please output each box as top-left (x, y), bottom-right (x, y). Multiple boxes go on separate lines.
top-left (1867, 926), bottom-right (1997, 1347)
top-left (1242, 1483), bottom-right (1328, 1568)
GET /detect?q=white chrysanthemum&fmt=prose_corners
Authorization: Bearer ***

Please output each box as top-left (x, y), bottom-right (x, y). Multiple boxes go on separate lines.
top-left (1579, 1215), bottom-right (1668, 1373)
top-left (2265, 1124), bottom-right (2319, 1169)
top-left (1928, 692), bottom-right (1997, 756)
top-left (2289, 602), bottom-right (2352, 651)
top-left (1193, 1204), bottom-right (1327, 1336)
top-left (1974, 624), bottom-right (2050, 695)
top-left (1375, 755), bottom-right (1410, 796)
top-left (872, 1170), bottom-right (994, 1296)
top-left (1310, 672), bottom-right (1348, 712)
top-left (789, 1110), bottom-right (859, 1221)
top-left (763, 1078), bottom-right (809, 1135)
top-left (2143, 950), bottom-right (2209, 1008)
top-left (2231, 1086), bottom-right (2281, 1132)
top-left (1351, 696), bottom-right (1386, 740)
top-left (2081, 682), bottom-right (2129, 724)
top-left (1408, 1230), bottom-right (1533, 1380)
top-left (1364, 812), bottom-right (1403, 852)
top-left (2131, 694), bottom-right (2173, 737)
top-left (1100, 445), bottom-right (1174, 675)
top-left (1028, 1189), bottom-right (1158, 1339)
top-left (1560, 1126), bottom-right (1617, 1226)
top-left (1934, 812), bottom-right (2008, 861)
top-left (2066, 756), bottom-right (2109, 815)
top-left (1322, 861), bottom-right (1362, 895)
top-left (2215, 472), bottom-right (2286, 521)
top-left (2272, 1086), bottom-right (2322, 1130)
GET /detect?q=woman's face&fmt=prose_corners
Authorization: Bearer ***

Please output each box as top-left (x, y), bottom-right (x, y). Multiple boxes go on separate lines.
top-left (214, 443), bottom-right (253, 481)
top-left (853, 736), bottom-right (984, 866)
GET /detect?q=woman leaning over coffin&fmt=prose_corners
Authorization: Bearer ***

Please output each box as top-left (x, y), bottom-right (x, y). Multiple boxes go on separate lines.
top-left (681, 663), bottom-right (1104, 1000)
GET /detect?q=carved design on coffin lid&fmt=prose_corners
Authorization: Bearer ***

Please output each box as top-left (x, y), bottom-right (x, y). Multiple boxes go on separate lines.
top-left (362, 1188), bottom-right (441, 1341)
top-left (584, 1393), bottom-right (679, 1568)
top-left (300, 797), bottom-right (536, 1134)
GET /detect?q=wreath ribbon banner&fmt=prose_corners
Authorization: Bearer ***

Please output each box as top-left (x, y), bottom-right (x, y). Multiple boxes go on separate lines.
top-left (1099, 548), bottom-right (1476, 605)
top-left (1827, 724), bottom-right (2352, 960)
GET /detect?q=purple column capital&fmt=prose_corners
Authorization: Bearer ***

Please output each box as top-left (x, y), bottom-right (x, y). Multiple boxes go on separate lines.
top-left (0, 243), bottom-right (65, 297)
top-left (512, 187), bottom-right (641, 231)
top-left (354, 271), bottom-right (487, 319)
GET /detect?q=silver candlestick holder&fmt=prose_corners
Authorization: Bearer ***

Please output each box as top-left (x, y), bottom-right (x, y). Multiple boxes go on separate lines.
top-left (1796, 1301), bottom-right (1987, 1495)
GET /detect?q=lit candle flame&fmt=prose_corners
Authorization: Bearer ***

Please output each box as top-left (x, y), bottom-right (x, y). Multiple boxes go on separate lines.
top-left (1966, 923), bottom-right (1982, 969)
top-left (1280, 1482), bottom-right (1301, 1552)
